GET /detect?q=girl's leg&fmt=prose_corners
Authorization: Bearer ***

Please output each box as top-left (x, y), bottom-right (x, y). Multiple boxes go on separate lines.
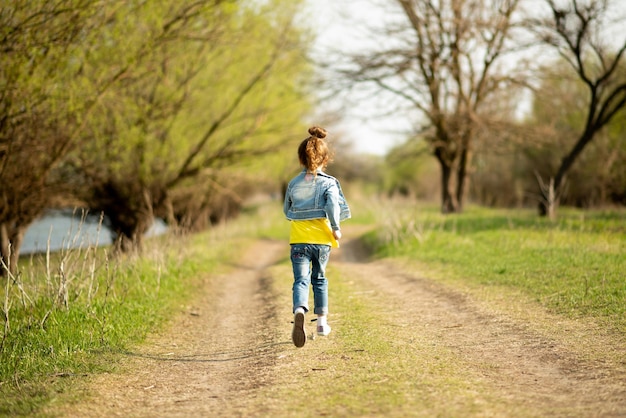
top-left (290, 244), bottom-right (311, 312)
top-left (311, 245), bottom-right (331, 315)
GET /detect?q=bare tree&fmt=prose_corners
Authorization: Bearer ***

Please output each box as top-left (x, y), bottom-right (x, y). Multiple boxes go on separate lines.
top-left (333, 0), bottom-right (526, 213)
top-left (531, 0), bottom-right (626, 217)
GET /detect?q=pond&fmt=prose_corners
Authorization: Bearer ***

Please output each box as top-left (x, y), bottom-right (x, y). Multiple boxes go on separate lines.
top-left (21, 209), bottom-right (168, 255)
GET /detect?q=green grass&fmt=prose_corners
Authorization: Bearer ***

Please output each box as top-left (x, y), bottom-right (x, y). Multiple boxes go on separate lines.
top-left (364, 202), bottom-right (626, 332)
top-left (1, 249), bottom-right (208, 416)
top-left (2, 196), bottom-right (624, 416)
top-left (0, 204), bottom-right (276, 417)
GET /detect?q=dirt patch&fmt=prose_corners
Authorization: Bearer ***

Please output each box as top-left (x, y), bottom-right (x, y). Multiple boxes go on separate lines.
top-left (335, 257), bottom-right (626, 417)
top-left (46, 230), bottom-right (626, 417)
top-left (336, 230), bottom-right (626, 416)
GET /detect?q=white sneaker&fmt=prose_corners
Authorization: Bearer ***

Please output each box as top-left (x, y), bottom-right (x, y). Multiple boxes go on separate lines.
top-left (292, 310), bottom-right (306, 348)
top-left (317, 324), bottom-right (331, 336)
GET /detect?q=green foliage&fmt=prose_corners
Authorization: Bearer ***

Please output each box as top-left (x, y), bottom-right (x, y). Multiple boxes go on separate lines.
top-left (383, 139), bottom-right (439, 200)
top-left (80, 0), bottom-right (311, 179)
top-left (365, 203), bottom-right (626, 330)
top-left (68, 0), bottom-right (314, 240)
top-left (1, 0), bottom-right (315, 264)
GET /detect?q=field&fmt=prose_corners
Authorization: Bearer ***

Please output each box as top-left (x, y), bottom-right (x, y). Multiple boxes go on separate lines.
top-left (365, 201), bottom-right (626, 332)
top-left (1, 199), bottom-right (624, 417)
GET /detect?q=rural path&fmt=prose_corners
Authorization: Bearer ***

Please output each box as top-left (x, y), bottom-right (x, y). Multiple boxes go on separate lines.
top-left (48, 229), bottom-right (626, 417)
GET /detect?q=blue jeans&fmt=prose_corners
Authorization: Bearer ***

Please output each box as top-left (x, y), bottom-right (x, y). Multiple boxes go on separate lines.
top-left (290, 244), bottom-right (331, 315)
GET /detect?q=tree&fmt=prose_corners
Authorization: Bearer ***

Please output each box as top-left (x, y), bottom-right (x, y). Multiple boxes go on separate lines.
top-left (66, 0), bottom-right (234, 251)
top-left (1, 0), bottom-right (312, 271)
top-left (70, 0), bottom-right (312, 251)
top-left (0, 0), bottom-right (106, 275)
top-left (332, 0), bottom-right (526, 213)
top-left (531, 0), bottom-right (626, 217)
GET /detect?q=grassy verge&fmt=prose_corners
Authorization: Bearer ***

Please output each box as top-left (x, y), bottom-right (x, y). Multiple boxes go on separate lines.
top-left (362, 200), bottom-right (626, 333)
top-left (0, 202), bottom-right (278, 416)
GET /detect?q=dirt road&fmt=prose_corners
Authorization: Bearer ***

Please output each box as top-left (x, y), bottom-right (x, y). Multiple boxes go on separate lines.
top-left (48, 231), bottom-right (626, 417)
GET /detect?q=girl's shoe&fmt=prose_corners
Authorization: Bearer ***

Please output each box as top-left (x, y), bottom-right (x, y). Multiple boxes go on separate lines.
top-left (292, 311), bottom-right (306, 348)
top-left (317, 324), bottom-right (331, 336)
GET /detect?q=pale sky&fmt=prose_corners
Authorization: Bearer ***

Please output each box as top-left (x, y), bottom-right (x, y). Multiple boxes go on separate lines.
top-left (303, 0), bottom-right (410, 156)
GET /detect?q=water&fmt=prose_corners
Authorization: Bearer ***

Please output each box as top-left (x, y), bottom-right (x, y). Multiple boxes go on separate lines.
top-left (21, 209), bottom-right (168, 255)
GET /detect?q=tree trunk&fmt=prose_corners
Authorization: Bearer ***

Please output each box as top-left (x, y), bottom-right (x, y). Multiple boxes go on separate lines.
top-left (436, 158), bottom-right (457, 214)
top-left (0, 223), bottom-right (9, 277)
top-left (544, 177), bottom-right (556, 220)
top-left (456, 144), bottom-right (472, 213)
top-left (554, 131), bottom-right (594, 198)
top-left (539, 130), bottom-right (594, 217)
top-left (535, 174), bottom-right (558, 220)
top-left (113, 231), bottom-right (143, 254)
top-left (0, 222), bottom-right (24, 277)
top-left (111, 215), bottom-right (151, 254)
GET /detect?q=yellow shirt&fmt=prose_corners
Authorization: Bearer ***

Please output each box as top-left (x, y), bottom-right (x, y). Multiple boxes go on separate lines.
top-left (289, 218), bottom-right (339, 248)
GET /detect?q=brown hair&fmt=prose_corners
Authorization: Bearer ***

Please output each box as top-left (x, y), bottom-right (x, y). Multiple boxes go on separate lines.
top-left (298, 126), bottom-right (332, 173)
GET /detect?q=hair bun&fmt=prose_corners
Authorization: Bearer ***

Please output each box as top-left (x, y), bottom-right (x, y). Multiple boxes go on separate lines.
top-left (308, 126), bottom-right (327, 139)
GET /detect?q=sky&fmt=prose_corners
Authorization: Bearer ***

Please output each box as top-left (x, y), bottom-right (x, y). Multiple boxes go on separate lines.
top-left (303, 0), bottom-right (411, 156)
top-left (303, 0), bottom-right (626, 156)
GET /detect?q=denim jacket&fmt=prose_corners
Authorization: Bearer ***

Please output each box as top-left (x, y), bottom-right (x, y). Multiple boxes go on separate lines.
top-left (283, 169), bottom-right (351, 230)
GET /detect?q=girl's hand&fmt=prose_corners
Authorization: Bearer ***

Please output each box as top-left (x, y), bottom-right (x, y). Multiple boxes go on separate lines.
top-left (333, 229), bottom-right (342, 240)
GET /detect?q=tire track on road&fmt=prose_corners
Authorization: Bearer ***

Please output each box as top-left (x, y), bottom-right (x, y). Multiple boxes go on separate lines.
top-left (334, 230), bottom-right (626, 417)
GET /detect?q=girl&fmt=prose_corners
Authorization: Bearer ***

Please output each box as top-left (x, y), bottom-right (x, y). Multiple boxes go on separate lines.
top-left (283, 126), bottom-right (350, 348)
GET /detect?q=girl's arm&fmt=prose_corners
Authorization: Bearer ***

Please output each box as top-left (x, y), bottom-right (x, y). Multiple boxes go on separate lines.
top-left (324, 183), bottom-right (341, 232)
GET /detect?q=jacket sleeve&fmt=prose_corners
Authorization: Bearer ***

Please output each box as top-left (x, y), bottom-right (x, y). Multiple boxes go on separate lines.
top-left (324, 182), bottom-right (341, 230)
top-left (337, 180), bottom-right (351, 221)
top-left (283, 186), bottom-right (291, 218)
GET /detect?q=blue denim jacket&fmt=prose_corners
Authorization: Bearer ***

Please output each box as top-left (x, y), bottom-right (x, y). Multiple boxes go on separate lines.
top-left (283, 169), bottom-right (351, 230)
